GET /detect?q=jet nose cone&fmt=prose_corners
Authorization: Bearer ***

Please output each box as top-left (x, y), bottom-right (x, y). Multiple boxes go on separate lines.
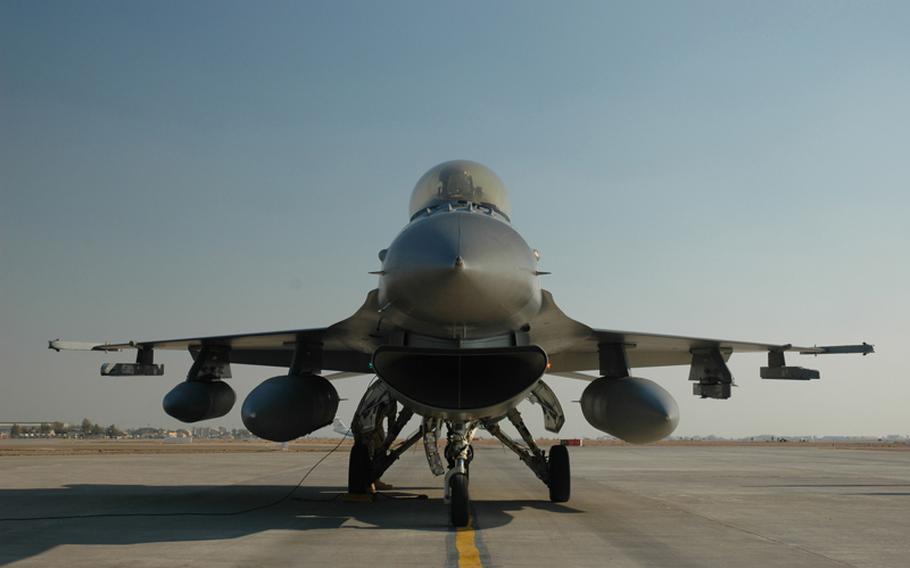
top-left (382, 213), bottom-right (491, 292)
top-left (388, 213), bottom-right (463, 272)
top-left (379, 211), bottom-right (541, 332)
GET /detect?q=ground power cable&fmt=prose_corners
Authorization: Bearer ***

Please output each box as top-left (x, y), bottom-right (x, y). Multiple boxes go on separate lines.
top-left (0, 429), bottom-right (352, 523)
top-left (0, 376), bottom-right (383, 523)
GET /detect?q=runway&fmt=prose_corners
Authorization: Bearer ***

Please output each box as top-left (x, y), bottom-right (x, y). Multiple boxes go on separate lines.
top-left (1, 443), bottom-right (908, 567)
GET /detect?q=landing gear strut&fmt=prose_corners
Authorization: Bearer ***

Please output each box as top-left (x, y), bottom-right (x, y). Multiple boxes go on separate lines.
top-left (348, 378), bottom-right (570, 525)
top-left (484, 406), bottom-right (571, 503)
top-left (443, 422), bottom-right (477, 527)
top-left (348, 381), bottom-right (420, 494)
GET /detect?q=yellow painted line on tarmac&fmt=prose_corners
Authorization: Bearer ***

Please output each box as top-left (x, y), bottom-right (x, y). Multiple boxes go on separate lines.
top-left (455, 515), bottom-right (484, 568)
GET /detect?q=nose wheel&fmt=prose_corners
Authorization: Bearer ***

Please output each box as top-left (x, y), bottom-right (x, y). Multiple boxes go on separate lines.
top-left (443, 422), bottom-right (477, 527)
top-left (449, 473), bottom-right (470, 526)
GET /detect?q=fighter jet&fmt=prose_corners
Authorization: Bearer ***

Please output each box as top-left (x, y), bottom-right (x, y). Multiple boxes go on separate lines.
top-left (49, 160), bottom-right (873, 526)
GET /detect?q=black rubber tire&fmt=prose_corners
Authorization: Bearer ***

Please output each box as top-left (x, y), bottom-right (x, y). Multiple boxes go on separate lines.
top-left (548, 444), bottom-right (571, 503)
top-left (449, 473), bottom-right (470, 527)
top-left (348, 443), bottom-right (372, 494)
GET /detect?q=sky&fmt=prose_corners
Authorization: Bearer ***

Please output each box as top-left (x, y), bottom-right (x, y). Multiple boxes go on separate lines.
top-left (1, 1), bottom-right (908, 438)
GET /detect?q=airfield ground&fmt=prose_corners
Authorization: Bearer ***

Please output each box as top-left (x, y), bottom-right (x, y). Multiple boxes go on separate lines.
top-left (1, 440), bottom-right (908, 567)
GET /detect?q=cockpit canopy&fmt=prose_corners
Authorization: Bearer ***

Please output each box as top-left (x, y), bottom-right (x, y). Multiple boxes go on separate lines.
top-left (409, 160), bottom-right (511, 220)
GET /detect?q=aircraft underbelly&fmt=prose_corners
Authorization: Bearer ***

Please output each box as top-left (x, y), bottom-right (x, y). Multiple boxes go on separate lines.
top-left (371, 345), bottom-right (548, 420)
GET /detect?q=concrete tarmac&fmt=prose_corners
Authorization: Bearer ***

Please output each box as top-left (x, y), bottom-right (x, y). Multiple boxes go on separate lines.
top-left (1, 444), bottom-right (908, 567)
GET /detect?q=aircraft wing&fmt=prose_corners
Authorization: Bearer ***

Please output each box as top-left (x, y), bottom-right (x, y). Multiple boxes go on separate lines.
top-left (50, 328), bottom-right (322, 353)
top-left (49, 291), bottom-right (384, 374)
top-left (548, 328), bottom-right (874, 373)
top-left (530, 290), bottom-right (873, 377)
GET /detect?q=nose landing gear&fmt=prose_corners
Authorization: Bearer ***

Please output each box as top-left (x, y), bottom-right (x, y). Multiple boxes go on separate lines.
top-left (448, 471), bottom-right (470, 527)
top-left (443, 422), bottom-right (477, 527)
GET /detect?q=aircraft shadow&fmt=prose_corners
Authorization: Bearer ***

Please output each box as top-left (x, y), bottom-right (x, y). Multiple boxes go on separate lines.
top-left (0, 483), bottom-right (582, 565)
top-left (746, 483), bottom-right (910, 488)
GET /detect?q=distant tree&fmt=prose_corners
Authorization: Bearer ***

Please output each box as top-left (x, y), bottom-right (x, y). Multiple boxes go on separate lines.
top-left (90, 424), bottom-right (104, 437)
top-left (52, 421), bottom-right (67, 435)
top-left (10, 424), bottom-right (21, 438)
top-left (81, 418), bottom-right (93, 436)
top-left (105, 424), bottom-right (124, 438)
top-left (39, 422), bottom-right (52, 435)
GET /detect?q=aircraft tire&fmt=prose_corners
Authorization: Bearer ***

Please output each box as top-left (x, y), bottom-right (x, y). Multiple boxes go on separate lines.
top-left (548, 444), bottom-right (571, 502)
top-left (348, 443), bottom-right (372, 494)
top-left (449, 473), bottom-right (470, 527)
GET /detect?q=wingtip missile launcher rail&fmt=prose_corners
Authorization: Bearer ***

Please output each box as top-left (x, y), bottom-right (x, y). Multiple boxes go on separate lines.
top-left (798, 343), bottom-right (875, 356)
top-left (47, 340), bottom-right (165, 376)
top-left (686, 343), bottom-right (874, 399)
top-left (760, 343), bottom-right (873, 382)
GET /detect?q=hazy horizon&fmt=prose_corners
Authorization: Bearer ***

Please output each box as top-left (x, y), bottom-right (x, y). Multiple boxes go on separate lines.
top-left (3, 420), bottom-right (905, 440)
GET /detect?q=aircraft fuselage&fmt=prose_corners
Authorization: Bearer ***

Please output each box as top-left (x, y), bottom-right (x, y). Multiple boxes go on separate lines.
top-left (378, 206), bottom-right (542, 340)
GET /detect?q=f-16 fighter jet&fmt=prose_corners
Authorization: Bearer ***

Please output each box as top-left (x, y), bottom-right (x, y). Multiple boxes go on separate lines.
top-left (50, 160), bottom-right (872, 526)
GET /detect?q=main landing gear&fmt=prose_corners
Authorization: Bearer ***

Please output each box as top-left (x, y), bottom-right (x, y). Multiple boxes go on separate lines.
top-left (347, 442), bottom-right (372, 494)
top-left (484, 407), bottom-right (571, 504)
top-left (547, 443), bottom-right (570, 502)
top-left (347, 379), bottom-right (571, 527)
top-left (347, 381), bottom-right (420, 495)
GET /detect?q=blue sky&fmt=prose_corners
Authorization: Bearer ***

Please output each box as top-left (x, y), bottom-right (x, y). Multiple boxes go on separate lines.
top-left (2, 1), bottom-right (908, 437)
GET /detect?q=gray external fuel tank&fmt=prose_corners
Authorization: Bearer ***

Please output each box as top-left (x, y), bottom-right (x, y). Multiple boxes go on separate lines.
top-left (580, 376), bottom-right (680, 444)
top-left (241, 374), bottom-right (339, 442)
top-left (163, 380), bottom-right (236, 423)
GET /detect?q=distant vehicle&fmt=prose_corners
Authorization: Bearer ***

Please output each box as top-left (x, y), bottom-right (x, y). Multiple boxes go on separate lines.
top-left (50, 160), bottom-right (872, 526)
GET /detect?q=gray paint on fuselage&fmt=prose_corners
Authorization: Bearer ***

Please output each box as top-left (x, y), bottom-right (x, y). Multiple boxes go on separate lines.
top-left (378, 207), bottom-right (541, 339)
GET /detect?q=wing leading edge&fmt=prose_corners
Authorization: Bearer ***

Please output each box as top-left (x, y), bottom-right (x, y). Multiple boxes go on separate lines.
top-left (49, 291), bottom-right (385, 374)
top-left (528, 290), bottom-right (872, 381)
